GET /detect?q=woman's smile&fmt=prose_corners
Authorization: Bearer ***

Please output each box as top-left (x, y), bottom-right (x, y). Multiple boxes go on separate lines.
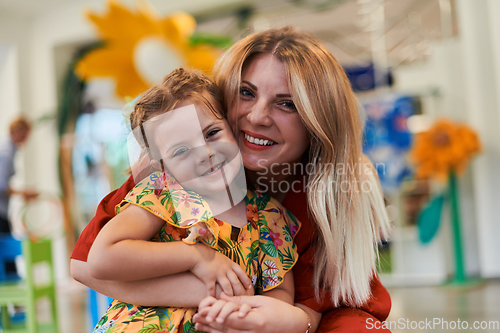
top-left (242, 131), bottom-right (276, 151)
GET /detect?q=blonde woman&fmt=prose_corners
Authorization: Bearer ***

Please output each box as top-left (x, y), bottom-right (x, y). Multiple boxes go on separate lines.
top-left (71, 27), bottom-right (391, 333)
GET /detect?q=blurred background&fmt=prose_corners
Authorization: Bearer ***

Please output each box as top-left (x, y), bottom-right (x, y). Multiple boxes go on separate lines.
top-left (0, 0), bottom-right (499, 332)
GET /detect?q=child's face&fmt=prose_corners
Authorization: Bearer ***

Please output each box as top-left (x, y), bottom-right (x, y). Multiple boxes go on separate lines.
top-left (152, 102), bottom-right (243, 198)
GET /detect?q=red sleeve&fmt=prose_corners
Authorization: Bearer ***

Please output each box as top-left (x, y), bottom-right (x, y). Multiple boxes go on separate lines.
top-left (70, 175), bottom-right (136, 262)
top-left (282, 187), bottom-right (391, 322)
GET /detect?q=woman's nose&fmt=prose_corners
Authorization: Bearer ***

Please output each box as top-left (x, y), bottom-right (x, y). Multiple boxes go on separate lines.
top-left (246, 101), bottom-right (273, 127)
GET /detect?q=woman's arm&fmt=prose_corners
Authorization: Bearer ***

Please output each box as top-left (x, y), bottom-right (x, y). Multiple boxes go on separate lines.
top-left (262, 269), bottom-right (295, 305)
top-left (71, 259), bottom-right (220, 307)
top-left (87, 204), bottom-right (252, 295)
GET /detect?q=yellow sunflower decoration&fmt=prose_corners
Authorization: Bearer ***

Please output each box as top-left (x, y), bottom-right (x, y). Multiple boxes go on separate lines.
top-left (410, 119), bottom-right (482, 181)
top-left (76, 0), bottom-right (226, 99)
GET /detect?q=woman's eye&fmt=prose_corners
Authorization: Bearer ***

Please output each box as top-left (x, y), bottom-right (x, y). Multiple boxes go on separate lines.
top-left (172, 147), bottom-right (189, 157)
top-left (239, 87), bottom-right (254, 98)
top-left (279, 100), bottom-right (297, 111)
top-left (206, 129), bottom-right (221, 139)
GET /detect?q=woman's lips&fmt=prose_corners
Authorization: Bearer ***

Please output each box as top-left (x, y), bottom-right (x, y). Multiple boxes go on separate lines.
top-left (241, 131), bottom-right (276, 151)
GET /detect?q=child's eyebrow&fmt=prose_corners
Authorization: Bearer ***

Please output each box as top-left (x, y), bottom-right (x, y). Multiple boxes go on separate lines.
top-left (202, 119), bottom-right (223, 133)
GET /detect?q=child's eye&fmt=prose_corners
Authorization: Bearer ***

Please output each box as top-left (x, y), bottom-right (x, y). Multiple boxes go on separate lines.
top-left (239, 87), bottom-right (254, 98)
top-left (206, 129), bottom-right (221, 139)
top-left (172, 147), bottom-right (189, 157)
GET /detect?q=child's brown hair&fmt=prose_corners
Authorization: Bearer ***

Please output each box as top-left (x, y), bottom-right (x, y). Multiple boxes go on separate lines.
top-left (130, 68), bottom-right (223, 133)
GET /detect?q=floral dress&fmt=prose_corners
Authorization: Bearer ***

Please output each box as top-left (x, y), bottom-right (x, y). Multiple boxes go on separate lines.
top-left (93, 171), bottom-right (301, 333)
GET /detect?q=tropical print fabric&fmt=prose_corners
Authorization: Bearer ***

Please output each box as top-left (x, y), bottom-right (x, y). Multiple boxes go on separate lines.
top-left (93, 171), bottom-right (301, 333)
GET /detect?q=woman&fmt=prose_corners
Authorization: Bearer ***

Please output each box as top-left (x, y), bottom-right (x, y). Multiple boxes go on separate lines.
top-left (71, 27), bottom-right (391, 332)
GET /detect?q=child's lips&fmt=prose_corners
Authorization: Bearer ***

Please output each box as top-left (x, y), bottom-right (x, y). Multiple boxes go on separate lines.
top-left (201, 161), bottom-right (225, 177)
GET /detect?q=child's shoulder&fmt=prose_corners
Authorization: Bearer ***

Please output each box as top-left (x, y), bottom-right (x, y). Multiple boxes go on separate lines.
top-left (245, 189), bottom-right (301, 239)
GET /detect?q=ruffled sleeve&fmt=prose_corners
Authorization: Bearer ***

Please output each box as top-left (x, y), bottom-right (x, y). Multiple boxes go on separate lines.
top-left (115, 171), bottom-right (221, 248)
top-left (247, 191), bottom-right (301, 292)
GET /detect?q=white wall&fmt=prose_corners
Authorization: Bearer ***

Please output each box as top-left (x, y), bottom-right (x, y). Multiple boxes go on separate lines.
top-left (455, 0), bottom-right (500, 278)
top-left (392, 1), bottom-right (500, 279)
top-left (0, 44), bottom-right (20, 137)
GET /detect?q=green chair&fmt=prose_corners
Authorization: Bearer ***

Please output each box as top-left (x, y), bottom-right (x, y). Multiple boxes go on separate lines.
top-left (0, 238), bottom-right (58, 333)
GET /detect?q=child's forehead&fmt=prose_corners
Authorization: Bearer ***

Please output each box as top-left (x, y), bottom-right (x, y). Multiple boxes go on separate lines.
top-left (153, 104), bottom-right (202, 136)
top-left (148, 104), bottom-right (222, 150)
top-left (178, 97), bottom-right (223, 119)
top-left (150, 103), bottom-right (220, 129)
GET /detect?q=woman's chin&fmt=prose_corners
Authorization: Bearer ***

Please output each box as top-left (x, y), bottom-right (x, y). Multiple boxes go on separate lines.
top-left (241, 154), bottom-right (272, 173)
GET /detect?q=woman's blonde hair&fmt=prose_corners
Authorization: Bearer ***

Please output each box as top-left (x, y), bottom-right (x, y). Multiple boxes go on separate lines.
top-left (213, 26), bottom-right (390, 307)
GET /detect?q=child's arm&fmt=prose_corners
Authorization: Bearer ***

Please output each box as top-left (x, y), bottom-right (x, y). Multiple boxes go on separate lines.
top-left (87, 204), bottom-right (252, 296)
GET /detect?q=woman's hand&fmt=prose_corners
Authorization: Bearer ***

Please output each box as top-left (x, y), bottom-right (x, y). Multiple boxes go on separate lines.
top-left (191, 244), bottom-right (254, 297)
top-left (193, 293), bottom-right (318, 333)
top-left (197, 294), bottom-right (252, 325)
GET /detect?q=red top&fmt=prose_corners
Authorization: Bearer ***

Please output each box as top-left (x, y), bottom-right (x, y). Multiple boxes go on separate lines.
top-left (71, 174), bottom-right (391, 321)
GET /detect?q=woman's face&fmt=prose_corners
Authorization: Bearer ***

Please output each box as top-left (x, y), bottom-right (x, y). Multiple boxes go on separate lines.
top-left (228, 53), bottom-right (310, 173)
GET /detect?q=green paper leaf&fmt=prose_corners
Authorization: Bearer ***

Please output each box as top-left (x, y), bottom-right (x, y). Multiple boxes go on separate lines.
top-left (189, 33), bottom-right (233, 49)
top-left (417, 194), bottom-right (445, 244)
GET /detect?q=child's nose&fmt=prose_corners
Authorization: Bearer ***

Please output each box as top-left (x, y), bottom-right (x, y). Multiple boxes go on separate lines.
top-left (194, 145), bottom-right (216, 165)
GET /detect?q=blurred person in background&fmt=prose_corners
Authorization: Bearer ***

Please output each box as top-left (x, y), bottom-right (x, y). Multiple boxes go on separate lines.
top-left (0, 116), bottom-right (39, 258)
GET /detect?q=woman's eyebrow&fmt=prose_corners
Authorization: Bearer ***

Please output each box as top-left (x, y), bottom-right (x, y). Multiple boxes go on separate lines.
top-left (242, 80), bottom-right (291, 98)
top-left (242, 80), bottom-right (257, 90)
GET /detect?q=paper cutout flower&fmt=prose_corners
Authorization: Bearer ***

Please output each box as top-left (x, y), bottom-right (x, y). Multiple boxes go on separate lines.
top-left (76, 0), bottom-right (223, 99)
top-left (410, 119), bottom-right (481, 180)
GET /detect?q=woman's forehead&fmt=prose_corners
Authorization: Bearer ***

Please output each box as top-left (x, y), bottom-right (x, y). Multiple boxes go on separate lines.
top-left (241, 54), bottom-right (289, 92)
top-left (243, 53), bottom-right (283, 75)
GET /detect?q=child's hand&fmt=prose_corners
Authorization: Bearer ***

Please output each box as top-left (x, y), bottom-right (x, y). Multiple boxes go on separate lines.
top-left (191, 244), bottom-right (254, 297)
top-left (196, 293), bottom-right (252, 326)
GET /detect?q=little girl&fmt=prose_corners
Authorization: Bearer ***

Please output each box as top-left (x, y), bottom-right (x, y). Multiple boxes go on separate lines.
top-left (88, 68), bottom-right (300, 333)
